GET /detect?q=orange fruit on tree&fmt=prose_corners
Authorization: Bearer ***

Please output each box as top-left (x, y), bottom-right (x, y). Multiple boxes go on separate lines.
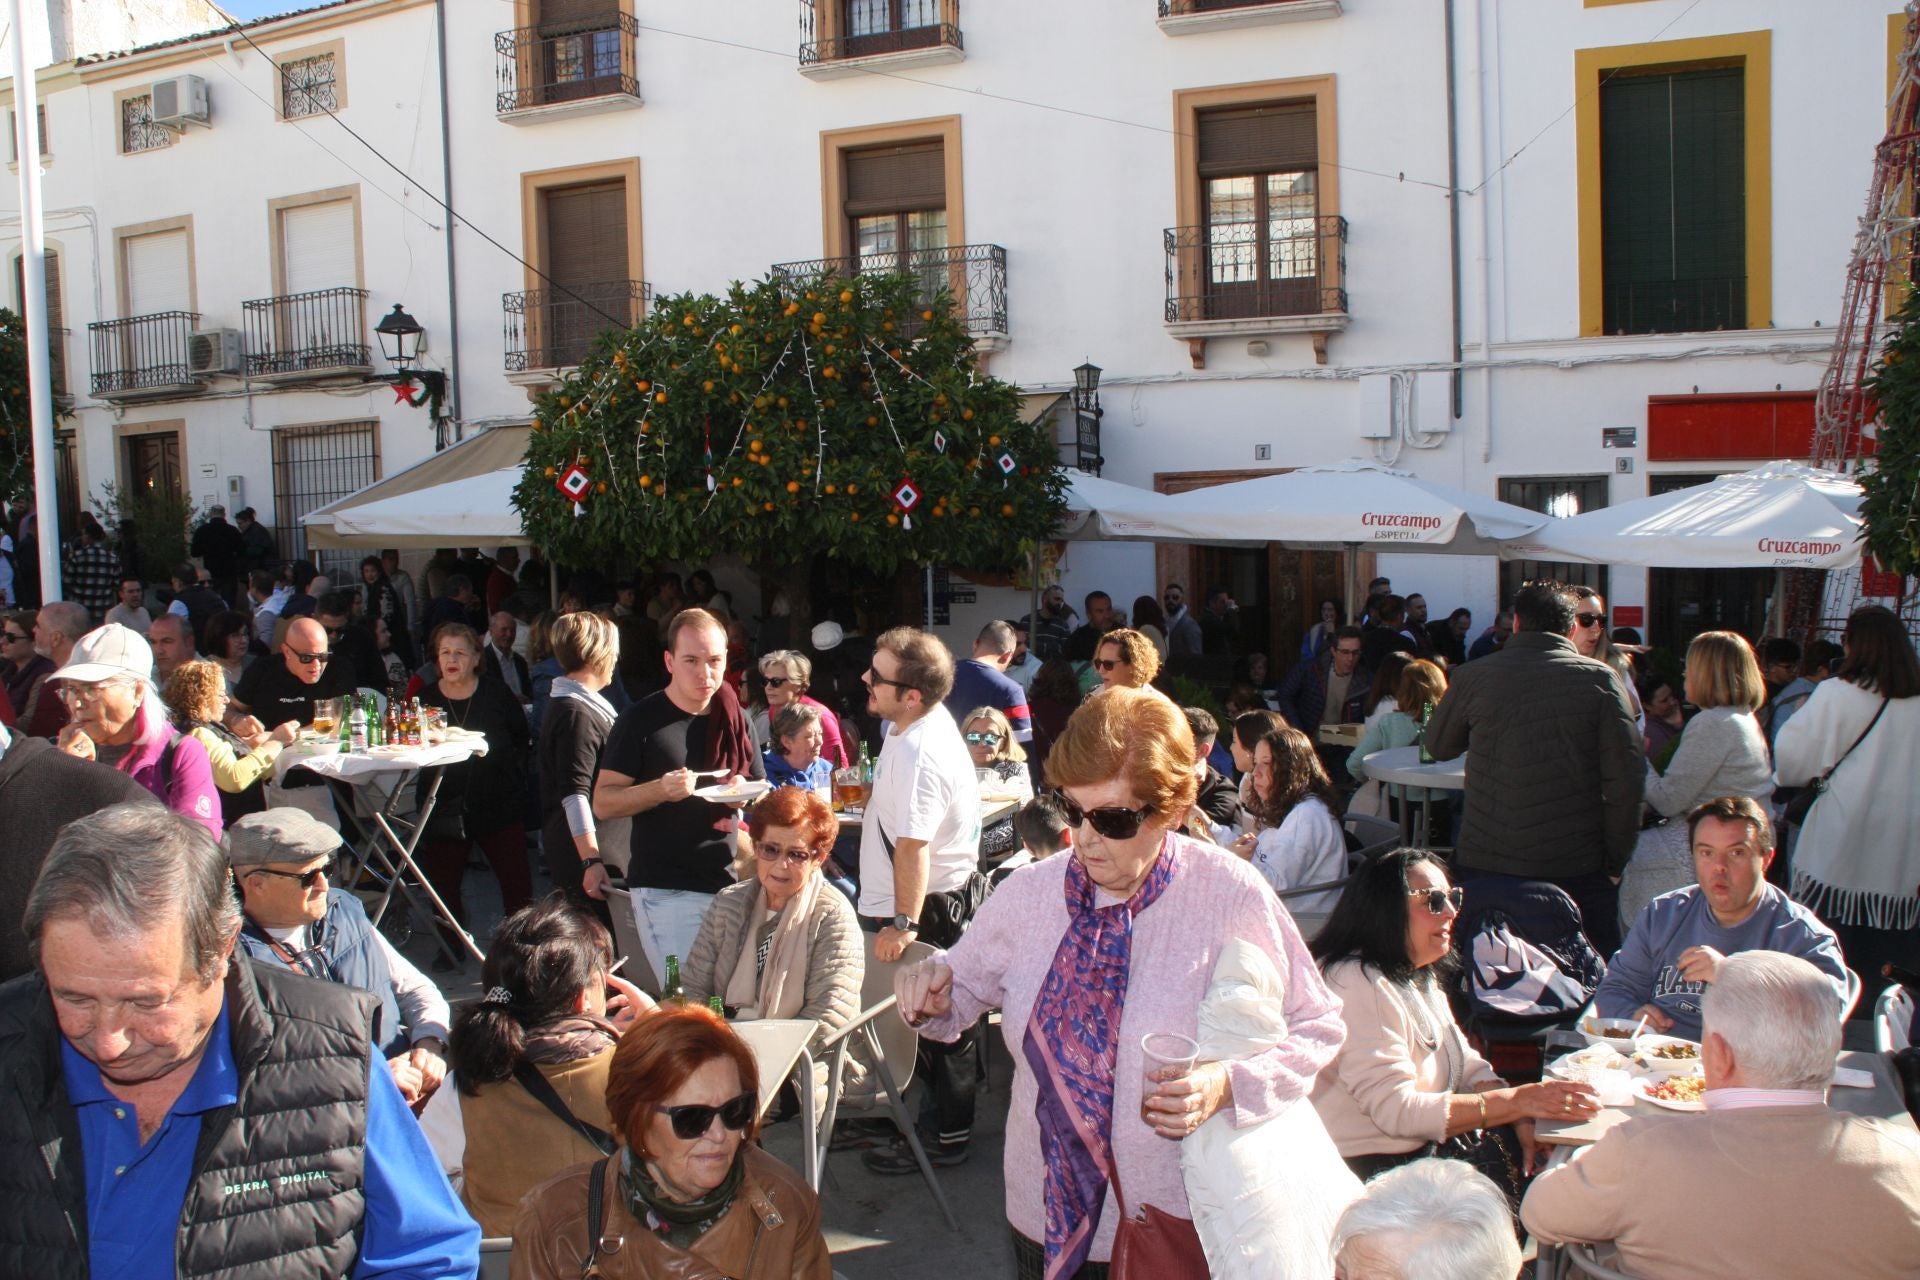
top-left (839, 289), bottom-right (854, 303)
top-left (846, 483), bottom-right (858, 495)
top-left (763, 501), bottom-right (775, 512)
top-left (988, 435), bottom-right (1002, 446)
top-left (543, 466), bottom-right (556, 476)
top-left (1001, 503), bottom-right (1014, 515)
top-left (639, 473), bottom-right (651, 487)
top-left (886, 514), bottom-right (900, 526)
top-left (812, 312), bottom-right (827, 326)
top-left (702, 380), bottom-right (715, 392)
top-left (850, 511), bottom-right (860, 522)
top-left (825, 484), bottom-right (837, 494)
top-left (921, 309), bottom-right (934, 321)
top-left (785, 481), bottom-right (800, 493)
top-left (732, 476), bottom-right (744, 488)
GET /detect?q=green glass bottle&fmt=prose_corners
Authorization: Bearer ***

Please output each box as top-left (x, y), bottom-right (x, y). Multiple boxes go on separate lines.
top-left (662, 953), bottom-right (684, 1004)
top-left (1417, 703), bottom-right (1435, 764)
top-left (708, 995), bottom-right (725, 1019)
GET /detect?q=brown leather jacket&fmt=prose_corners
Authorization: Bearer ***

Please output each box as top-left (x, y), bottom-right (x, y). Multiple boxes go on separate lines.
top-left (507, 1145), bottom-right (833, 1280)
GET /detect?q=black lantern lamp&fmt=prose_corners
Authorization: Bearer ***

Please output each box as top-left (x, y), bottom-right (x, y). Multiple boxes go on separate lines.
top-left (371, 303), bottom-right (448, 436)
top-left (1072, 361), bottom-right (1104, 476)
top-left (374, 304), bottom-right (425, 370)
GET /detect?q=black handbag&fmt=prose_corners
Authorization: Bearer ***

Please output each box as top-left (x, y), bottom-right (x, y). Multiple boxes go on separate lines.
top-left (1782, 697), bottom-right (1887, 827)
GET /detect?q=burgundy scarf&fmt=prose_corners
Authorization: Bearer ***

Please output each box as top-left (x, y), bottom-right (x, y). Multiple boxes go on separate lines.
top-left (703, 681), bottom-right (758, 778)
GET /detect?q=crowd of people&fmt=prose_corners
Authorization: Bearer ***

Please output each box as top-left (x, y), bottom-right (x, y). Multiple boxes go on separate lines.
top-left (0, 518), bottom-right (1917, 1279)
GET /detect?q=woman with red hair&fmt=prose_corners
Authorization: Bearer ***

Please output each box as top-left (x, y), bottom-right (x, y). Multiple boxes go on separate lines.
top-left (509, 1005), bottom-right (831, 1278)
top-left (682, 786), bottom-right (864, 1112)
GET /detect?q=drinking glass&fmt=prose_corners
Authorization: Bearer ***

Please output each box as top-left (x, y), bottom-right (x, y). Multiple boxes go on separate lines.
top-left (1140, 1031), bottom-right (1199, 1123)
top-left (311, 697), bottom-right (342, 737)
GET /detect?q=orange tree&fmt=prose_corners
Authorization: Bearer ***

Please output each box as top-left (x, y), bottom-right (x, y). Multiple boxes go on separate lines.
top-left (0, 307), bottom-right (66, 503)
top-left (514, 271), bottom-right (1067, 577)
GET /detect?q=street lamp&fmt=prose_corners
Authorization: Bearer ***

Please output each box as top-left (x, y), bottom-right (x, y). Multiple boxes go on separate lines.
top-left (374, 304), bottom-right (425, 371)
top-left (1072, 361), bottom-right (1103, 476)
top-left (371, 303), bottom-right (449, 442)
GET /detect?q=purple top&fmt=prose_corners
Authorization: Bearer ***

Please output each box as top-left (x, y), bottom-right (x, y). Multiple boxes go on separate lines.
top-left (121, 728), bottom-right (221, 838)
top-left (917, 833), bottom-right (1345, 1259)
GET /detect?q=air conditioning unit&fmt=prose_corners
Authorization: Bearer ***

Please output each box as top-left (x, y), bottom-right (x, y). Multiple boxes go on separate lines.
top-left (151, 75), bottom-right (210, 131)
top-left (189, 328), bottom-right (242, 376)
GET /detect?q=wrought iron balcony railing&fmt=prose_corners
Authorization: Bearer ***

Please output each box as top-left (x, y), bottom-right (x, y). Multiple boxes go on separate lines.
top-left (1164, 216), bottom-right (1348, 324)
top-left (496, 12), bottom-right (639, 114)
top-left (1158, 0), bottom-right (1326, 13)
top-left (770, 243), bottom-right (1006, 340)
top-left (798, 0), bottom-right (961, 65)
top-left (242, 286), bottom-right (372, 379)
top-left (503, 279), bottom-right (651, 372)
top-left (1602, 277), bottom-right (1747, 335)
top-left (89, 311), bottom-right (200, 397)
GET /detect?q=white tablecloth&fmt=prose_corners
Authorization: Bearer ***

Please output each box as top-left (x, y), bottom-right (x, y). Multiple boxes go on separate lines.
top-left (275, 732), bottom-right (488, 786)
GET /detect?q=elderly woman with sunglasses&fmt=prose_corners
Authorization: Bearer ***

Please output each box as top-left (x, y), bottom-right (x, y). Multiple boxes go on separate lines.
top-left (683, 786), bottom-right (863, 1113)
top-left (51, 623), bottom-right (221, 838)
top-left (510, 1004), bottom-right (833, 1280)
top-left (963, 705), bottom-right (1034, 865)
top-left (1309, 848), bottom-right (1598, 1199)
top-left (896, 687), bottom-right (1344, 1278)
top-left (0, 609), bottom-right (53, 725)
top-left (750, 649), bottom-right (850, 769)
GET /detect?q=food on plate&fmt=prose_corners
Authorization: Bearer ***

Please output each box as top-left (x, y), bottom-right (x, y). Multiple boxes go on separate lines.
top-left (1645, 1076), bottom-right (1706, 1104)
top-left (1644, 1042), bottom-right (1700, 1061)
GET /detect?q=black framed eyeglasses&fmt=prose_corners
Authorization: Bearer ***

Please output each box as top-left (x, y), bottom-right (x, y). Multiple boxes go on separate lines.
top-left (864, 665), bottom-right (913, 691)
top-left (964, 731), bottom-right (1003, 746)
top-left (1408, 886), bottom-right (1465, 916)
top-left (248, 857), bottom-right (338, 890)
top-left (655, 1089), bottom-right (756, 1140)
top-left (1051, 789), bottom-right (1157, 841)
top-left (286, 648), bottom-right (332, 664)
top-left (756, 841), bottom-right (817, 866)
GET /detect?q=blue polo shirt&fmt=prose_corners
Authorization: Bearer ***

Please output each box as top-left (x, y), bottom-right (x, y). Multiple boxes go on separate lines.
top-left (61, 996), bottom-right (478, 1280)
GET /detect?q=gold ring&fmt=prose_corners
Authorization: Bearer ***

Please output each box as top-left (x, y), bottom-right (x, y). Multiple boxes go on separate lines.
top-left (1563, 1096), bottom-right (1572, 1110)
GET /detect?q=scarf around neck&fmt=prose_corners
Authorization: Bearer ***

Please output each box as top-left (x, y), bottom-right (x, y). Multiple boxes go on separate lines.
top-left (521, 1013), bottom-right (619, 1066)
top-left (1022, 837), bottom-right (1179, 1280)
top-left (551, 675), bottom-right (616, 727)
top-left (621, 1145), bottom-right (744, 1249)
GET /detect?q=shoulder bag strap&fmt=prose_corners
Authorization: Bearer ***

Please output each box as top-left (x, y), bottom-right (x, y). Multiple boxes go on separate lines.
top-left (1814, 696), bottom-right (1889, 791)
top-left (513, 1060), bottom-right (617, 1156)
top-left (581, 1156), bottom-right (610, 1279)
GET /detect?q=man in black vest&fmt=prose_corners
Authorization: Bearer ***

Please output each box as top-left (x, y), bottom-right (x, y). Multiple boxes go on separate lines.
top-left (0, 804), bottom-right (477, 1279)
top-left (228, 809), bottom-right (452, 1106)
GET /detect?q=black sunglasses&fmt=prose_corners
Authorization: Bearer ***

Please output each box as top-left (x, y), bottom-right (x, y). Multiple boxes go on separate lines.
top-left (1052, 789), bottom-right (1157, 841)
top-left (286, 648), bottom-right (332, 664)
top-left (964, 731), bottom-right (1003, 746)
top-left (0, 630), bottom-right (26, 642)
top-left (865, 665), bottom-right (913, 691)
top-left (248, 857), bottom-right (338, 890)
top-left (763, 675), bottom-right (792, 688)
top-left (756, 841), bottom-right (818, 866)
top-left (1092, 658), bottom-right (1123, 672)
top-left (655, 1089), bottom-right (756, 1140)
top-left (1408, 886), bottom-right (1465, 916)
top-left (1575, 611), bottom-right (1607, 628)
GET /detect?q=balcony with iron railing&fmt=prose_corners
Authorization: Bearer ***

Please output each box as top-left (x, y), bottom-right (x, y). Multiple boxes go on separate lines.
top-left (242, 286), bottom-right (372, 381)
top-left (798, 0), bottom-right (963, 79)
top-left (770, 243), bottom-right (1007, 349)
top-left (496, 12), bottom-right (641, 122)
top-left (503, 279), bottom-right (651, 382)
top-left (1602, 277), bottom-right (1748, 336)
top-left (1157, 0), bottom-right (1343, 34)
top-left (1164, 216), bottom-right (1348, 365)
top-left (89, 311), bottom-right (201, 399)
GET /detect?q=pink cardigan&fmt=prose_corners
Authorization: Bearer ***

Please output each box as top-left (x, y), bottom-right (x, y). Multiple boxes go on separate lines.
top-left (918, 834), bottom-right (1345, 1260)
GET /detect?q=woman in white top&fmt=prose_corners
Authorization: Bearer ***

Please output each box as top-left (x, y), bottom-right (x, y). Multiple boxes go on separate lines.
top-left (1233, 723), bottom-right (1348, 914)
top-left (1617, 631), bottom-right (1773, 928)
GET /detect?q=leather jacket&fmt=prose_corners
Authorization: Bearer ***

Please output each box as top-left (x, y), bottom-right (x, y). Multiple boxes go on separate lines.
top-left (508, 1145), bottom-right (832, 1280)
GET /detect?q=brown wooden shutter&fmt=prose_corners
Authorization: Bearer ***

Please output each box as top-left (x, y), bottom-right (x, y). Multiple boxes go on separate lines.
top-left (13, 250), bottom-right (61, 329)
top-left (537, 0), bottom-right (618, 30)
top-left (544, 182), bottom-right (628, 286)
top-left (844, 142), bottom-right (945, 216)
top-left (1197, 102), bottom-right (1317, 178)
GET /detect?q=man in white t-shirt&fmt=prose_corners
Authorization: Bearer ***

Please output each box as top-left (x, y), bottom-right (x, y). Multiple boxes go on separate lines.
top-left (857, 625), bottom-right (982, 1172)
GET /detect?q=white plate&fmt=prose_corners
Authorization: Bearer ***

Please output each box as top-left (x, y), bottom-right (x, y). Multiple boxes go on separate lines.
top-left (1632, 1035), bottom-right (1704, 1077)
top-left (1547, 1043), bottom-right (1634, 1083)
top-left (694, 779), bottom-right (772, 803)
top-left (1632, 1076), bottom-right (1707, 1112)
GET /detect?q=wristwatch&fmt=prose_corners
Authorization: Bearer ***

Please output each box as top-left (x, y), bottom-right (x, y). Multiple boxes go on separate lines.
top-left (579, 857), bottom-right (603, 870)
top-left (890, 914), bottom-right (919, 933)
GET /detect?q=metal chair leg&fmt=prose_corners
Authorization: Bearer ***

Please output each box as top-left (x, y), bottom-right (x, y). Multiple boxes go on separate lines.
top-left (863, 1024), bottom-right (959, 1232)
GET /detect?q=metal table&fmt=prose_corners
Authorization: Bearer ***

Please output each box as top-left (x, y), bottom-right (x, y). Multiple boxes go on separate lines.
top-left (1359, 745), bottom-right (1466, 847)
top-left (728, 1017), bottom-right (821, 1187)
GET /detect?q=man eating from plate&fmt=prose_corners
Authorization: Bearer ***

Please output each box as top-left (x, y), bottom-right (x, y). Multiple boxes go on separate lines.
top-left (594, 608), bottom-right (763, 985)
top-left (1593, 795), bottom-right (1846, 1041)
top-left (1524, 951), bottom-right (1920, 1278)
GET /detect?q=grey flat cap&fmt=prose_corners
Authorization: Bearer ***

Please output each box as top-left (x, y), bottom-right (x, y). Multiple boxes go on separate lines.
top-left (225, 807), bottom-right (343, 867)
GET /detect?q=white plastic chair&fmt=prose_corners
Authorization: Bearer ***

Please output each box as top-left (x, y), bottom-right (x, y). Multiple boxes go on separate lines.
top-left (603, 883), bottom-right (661, 996)
top-left (1877, 982), bottom-right (1915, 1053)
top-left (477, 1237), bottom-right (512, 1280)
top-left (1567, 1241), bottom-right (1640, 1279)
top-left (1842, 967), bottom-right (1865, 1021)
top-left (811, 938), bottom-right (959, 1230)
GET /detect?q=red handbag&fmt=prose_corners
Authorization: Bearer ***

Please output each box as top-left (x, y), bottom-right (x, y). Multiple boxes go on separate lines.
top-left (1107, 1156), bottom-right (1210, 1279)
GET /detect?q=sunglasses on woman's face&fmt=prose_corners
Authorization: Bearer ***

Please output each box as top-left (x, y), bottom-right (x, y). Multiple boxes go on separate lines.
top-left (0, 630), bottom-right (26, 643)
top-left (1051, 789), bottom-right (1156, 841)
top-left (1575, 611), bottom-right (1607, 629)
top-left (1092, 658), bottom-right (1124, 672)
top-left (1408, 886), bottom-right (1465, 916)
top-left (963, 731), bottom-right (1002, 746)
top-left (755, 841), bottom-right (817, 866)
top-left (763, 676), bottom-right (792, 689)
top-left (655, 1089), bottom-right (756, 1140)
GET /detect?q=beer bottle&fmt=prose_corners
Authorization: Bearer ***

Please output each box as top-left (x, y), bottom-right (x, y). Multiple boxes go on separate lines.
top-left (662, 954), bottom-right (684, 1004)
top-left (1417, 703), bottom-right (1435, 764)
top-left (708, 995), bottom-right (725, 1018)
top-left (348, 699), bottom-right (367, 753)
top-left (410, 697), bottom-right (427, 746)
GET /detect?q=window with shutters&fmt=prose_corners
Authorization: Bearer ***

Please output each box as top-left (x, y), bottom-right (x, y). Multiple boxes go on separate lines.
top-left (117, 91), bottom-right (172, 155)
top-left (1157, 0), bottom-right (1344, 35)
top-left (508, 159), bottom-right (647, 378)
top-left (1575, 32), bottom-right (1771, 337)
top-left (1167, 78), bottom-right (1344, 366)
top-left (497, 0), bottom-right (639, 115)
top-left (798, 0), bottom-right (961, 72)
top-left (8, 105), bottom-right (49, 163)
top-left (280, 46), bottom-right (342, 119)
top-left (13, 249), bottom-right (67, 397)
top-left (845, 142), bottom-right (948, 297)
top-left (93, 219), bottom-right (198, 398)
top-left (248, 189), bottom-right (369, 379)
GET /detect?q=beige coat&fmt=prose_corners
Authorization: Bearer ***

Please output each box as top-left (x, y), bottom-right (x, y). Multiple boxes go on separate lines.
top-left (1522, 1104), bottom-right (1920, 1278)
top-left (1310, 959), bottom-right (1499, 1156)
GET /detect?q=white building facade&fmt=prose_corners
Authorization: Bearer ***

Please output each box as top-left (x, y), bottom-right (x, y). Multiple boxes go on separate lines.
top-left (1, 0), bottom-right (1901, 653)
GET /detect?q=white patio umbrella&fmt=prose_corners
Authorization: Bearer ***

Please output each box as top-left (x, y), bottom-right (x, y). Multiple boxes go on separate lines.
top-left (1058, 471), bottom-right (1184, 541)
top-left (303, 424), bottom-right (532, 550)
top-left (1498, 461), bottom-right (1864, 569)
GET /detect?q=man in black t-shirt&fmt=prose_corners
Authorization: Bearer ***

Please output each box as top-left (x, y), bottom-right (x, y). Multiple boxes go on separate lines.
top-left (231, 616), bottom-right (360, 729)
top-left (595, 608), bottom-right (763, 986)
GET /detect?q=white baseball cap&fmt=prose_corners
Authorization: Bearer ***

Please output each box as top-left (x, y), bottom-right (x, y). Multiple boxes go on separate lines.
top-left (51, 623), bottom-right (153, 684)
top-left (811, 621), bottom-right (844, 652)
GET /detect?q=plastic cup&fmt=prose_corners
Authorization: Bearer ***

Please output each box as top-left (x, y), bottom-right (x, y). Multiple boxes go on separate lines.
top-left (1590, 1067), bottom-right (1635, 1109)
top-left (1140, 1031), bottom-right (1199, 1122)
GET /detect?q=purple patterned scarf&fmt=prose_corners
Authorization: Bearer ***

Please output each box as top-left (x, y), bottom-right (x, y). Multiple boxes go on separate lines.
top-left (1022, 836), bottom-right (1179, 1280)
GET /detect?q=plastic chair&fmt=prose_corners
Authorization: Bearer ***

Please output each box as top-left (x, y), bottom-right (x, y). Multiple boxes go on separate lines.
top-left (811, 938), bottom-right (960, 1230)
top-left (477, 1237), bottom-right (512, 1280)
top-left (1842, 967), bottom-right (1864, 1021)
top-left (1567, 1241), bottom-right (1639, 1279)
top-left (603, 884), bottom-right (661, 995)
top-left (1343, 812), bottom-right (1400, 853)
top-left (1877, 982), bottom-right (1916, 1053)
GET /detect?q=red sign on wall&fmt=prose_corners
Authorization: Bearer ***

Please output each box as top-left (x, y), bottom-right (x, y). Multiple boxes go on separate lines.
top-left (1861, 556), bottom-right (1906, 599)
top-left (1613, 606), bottom-right (1645, 628)
top-left (1647, 393), bottom-right (1815, 462)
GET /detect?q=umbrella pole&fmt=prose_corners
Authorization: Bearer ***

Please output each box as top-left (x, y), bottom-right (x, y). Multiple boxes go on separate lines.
top-left (550, 558), bottom-right (559, 611)
top-left (1028, 543), bottom-right (1041, 640)
top-left (1344, 543), bottom-right (1358, 621)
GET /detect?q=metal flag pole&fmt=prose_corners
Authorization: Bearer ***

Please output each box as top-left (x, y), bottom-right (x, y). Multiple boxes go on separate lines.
top-left (8, 0), bottom-right (59, 601)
